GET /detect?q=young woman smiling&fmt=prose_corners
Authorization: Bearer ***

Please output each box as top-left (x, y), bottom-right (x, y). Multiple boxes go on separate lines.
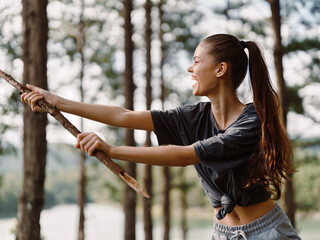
top-left (21, 34), bottom-right (301, 239)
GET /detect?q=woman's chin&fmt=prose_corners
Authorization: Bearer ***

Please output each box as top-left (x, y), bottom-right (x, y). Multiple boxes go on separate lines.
top-left (192, 88), bottom-right (197, 96)
top-left (192, 84), bottom-right (199, 96)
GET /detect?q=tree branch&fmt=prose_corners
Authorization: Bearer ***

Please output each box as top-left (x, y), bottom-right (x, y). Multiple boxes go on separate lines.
top-left (0, 69), bottom-right (150, 199)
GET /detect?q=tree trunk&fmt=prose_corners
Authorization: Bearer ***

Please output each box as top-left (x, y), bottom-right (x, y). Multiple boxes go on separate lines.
top-left (17, 0), bottom-right (48, 239)
top-left (123, 0), bottom-right (137, 239)
top-left (143, 0), bottom-right (153, 239)
top-left (77, 151), bottom-right (86, 240)
top-left (77, 1), bottom-right (86, 238)
top-left (162, 167), bottom-right (171, 240)
top-left (179, 168), bottom-right (188, 240)
top-left (158, 1), bottom-right (171, 239)
top-left (269, 0), bottom-right (296, 227)
top-left (158, 0), bottom-right (166, 109)
top-left (143, 152), bottom-right (153, 240)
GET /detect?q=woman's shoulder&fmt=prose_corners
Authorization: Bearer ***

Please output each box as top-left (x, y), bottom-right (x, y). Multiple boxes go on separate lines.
top-left (233, 102), bottom-right (260, 128)
top-left (175, 102), bottom-right (212, 120)
top-left (245, 102), bottom-right (256, 113)
top-left (179, 101), bottom-right (211, 112)
top-left (151, 101), bottom-right (211, 120)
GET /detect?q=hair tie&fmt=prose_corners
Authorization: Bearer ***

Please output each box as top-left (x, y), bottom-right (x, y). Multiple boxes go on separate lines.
top-left (240, 40), bottom-right (248, 49)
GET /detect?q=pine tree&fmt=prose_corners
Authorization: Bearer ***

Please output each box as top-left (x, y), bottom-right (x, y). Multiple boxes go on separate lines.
top-left (123, 0), bottom-right (137, 239)
top-left (143, 0), bottom-right (153, 239)
top-left (17, 1), bottom-right (48, 239)
top-left (76, 0), bottom-right (86, 238)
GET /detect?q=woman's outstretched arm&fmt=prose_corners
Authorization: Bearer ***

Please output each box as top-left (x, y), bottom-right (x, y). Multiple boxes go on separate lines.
top-left (58, 98), bottom-right (154, 131)
top-left (76, 132), bottom-right (200, 167)
top-left (21, 84), bottom-right (154, 131)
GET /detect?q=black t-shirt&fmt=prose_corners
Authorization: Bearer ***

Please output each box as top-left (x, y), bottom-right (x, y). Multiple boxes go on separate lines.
top-left (151, 102), bottom-right (271, 219)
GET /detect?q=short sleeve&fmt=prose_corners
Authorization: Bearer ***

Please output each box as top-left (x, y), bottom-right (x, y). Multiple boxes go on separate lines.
top-left (193, 111), bottom-right (260, 174)
top-left (151, 108), bottom-right (184, 145)
top-left (151, 102), bottom-right (210, 146)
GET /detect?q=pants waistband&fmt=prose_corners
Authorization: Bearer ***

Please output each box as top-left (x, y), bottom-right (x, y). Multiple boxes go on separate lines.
top-left (213, 203), bottom-right (286, 236)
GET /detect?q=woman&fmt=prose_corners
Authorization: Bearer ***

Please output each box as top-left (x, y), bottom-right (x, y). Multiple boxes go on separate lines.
top-left (21, 34), bottom-right (301, 239)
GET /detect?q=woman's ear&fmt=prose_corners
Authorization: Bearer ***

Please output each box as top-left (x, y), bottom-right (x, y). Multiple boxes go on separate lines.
top-left (216, 62), bottom-right (228, 77)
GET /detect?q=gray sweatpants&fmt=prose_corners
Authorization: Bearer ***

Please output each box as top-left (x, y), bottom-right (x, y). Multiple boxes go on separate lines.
top-left (211, 203), bottom-right (301, 240)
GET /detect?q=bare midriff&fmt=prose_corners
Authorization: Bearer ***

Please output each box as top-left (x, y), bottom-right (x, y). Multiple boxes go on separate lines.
top-left (214, 198), bottom-right (276, 226)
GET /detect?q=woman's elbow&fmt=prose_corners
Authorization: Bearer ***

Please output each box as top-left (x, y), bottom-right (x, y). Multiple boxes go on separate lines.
top-left (180, 154), bottom-right (200, 167)
top-left (179, 146), bottom-right (200, 167)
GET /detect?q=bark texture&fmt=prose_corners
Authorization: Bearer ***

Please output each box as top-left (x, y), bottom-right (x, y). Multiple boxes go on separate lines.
top-left (77, 152), bottom-right (86, 240)
top-left (17, 1), bottom-right (48, 239)
top-left (123, 0), bottom-right (137, 239)
top-left (180, 168), bottom-right (188, 240)
top-left (143, 0), bottom-right (153, 239)
top-left (77, 1), bottom-right (86, 239)
top-left (158, 1), bottom-right (171, 239)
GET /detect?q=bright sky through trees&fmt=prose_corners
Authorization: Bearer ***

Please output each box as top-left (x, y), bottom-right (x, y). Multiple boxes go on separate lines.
top-left (1, 0), bottom-right (319, 146)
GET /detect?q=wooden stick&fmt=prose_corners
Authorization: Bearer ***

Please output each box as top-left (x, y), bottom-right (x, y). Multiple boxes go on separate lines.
top-left (0, 69), bottom-right (150, 199)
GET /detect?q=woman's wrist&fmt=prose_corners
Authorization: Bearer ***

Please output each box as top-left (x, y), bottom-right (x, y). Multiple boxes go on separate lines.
top-left (54, 95), bottom-right (64, 110)
top-left (106, 144), bottom-right (115, 158)
top-left (56, 96), bottom-right (72, 112)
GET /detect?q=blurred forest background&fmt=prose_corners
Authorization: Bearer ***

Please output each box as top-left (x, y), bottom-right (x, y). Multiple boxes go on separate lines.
top-left (0, 0), bottom-right (320, 239)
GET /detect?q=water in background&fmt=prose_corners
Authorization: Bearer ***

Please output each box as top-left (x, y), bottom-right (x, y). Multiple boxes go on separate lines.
top-left (0, 204), bottom-right (318, 240)
top-left (0, 204), bottom-right (212, 240)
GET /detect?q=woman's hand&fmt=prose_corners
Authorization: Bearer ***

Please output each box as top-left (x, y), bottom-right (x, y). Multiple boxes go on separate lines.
top-left (76, 132), bottom-right (111, 156)
top-left (21, 84), bottom-right (59, 112)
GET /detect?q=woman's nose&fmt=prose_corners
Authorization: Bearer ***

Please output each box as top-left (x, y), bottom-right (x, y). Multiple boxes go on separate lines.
top-left (187, 65), bottom-right (193, 73)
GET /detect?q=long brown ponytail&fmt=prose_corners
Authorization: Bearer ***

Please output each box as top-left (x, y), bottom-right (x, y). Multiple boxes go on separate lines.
top-left (203, 34), bottom-right (293, 199)
top-left (246, 41), bottom-right (293, 199)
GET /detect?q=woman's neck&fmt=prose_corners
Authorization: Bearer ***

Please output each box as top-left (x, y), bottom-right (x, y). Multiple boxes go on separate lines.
top-left (208, 91), bottom-right (245, 131)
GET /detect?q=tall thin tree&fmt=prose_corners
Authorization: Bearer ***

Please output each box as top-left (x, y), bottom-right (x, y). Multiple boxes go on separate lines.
top-left (179, 168), bottom-right (188, 240)
top-left (123, 0), bottom-right (137, 239)
top-left (158, 1), bottom-right (171, 240)
top-left (17, 0), bottom-right (48, 239)
top-left (268, 0), bottom-right (296, 227)
top-left (143, 0), bottom-right (153, 239)
top-left (76, 0), bottom-right (87, 239)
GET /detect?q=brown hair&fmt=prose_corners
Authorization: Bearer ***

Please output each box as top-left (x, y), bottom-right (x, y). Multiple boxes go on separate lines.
top-left (203, 34), bottom-right (293, 199)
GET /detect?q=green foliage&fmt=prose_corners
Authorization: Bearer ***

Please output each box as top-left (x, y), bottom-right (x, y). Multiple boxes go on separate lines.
top-left (0, 4), bottom-right (22, 61)
top-left (282, 0), bottom-right (320, 27)
top-left (0, 173), bottom-right (21, 217)
top-left (48, 0), bottom-right (122, 99)
top-left (0, 125), bottom-right (5, 155)
top-left (218, 1), bottom-right (269, 37)
top-left (0, 168), bottom-right (91, 217)
top-left (0, 99), bottom-right (19, 155)
top-left (294, 151), bottom-right (320, 212)
top-left (284, 38), bottom-right (320, 54)
top-left (0, 4), bottom-right (22, 157)
top-left (287, 86), bottom-right (304, 114)
top-left (171, 167), bottom-right (209, 208)
top-left (162, 0), bottom-right (203, 59)
top-left (86, 162), bottom-right (123, 203)
top-left (45, 171), bottom-right (78, 206)
top-left (307, 56), bottom-right (320, 84)
top-left (1, 91), bottom-right (21, 115)
top-left (293, 139), bottom-right (320, 149)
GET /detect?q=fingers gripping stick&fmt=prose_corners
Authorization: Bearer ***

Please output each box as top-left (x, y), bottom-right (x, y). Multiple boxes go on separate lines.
top-left (0, 69), bottom-right (150, 199)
